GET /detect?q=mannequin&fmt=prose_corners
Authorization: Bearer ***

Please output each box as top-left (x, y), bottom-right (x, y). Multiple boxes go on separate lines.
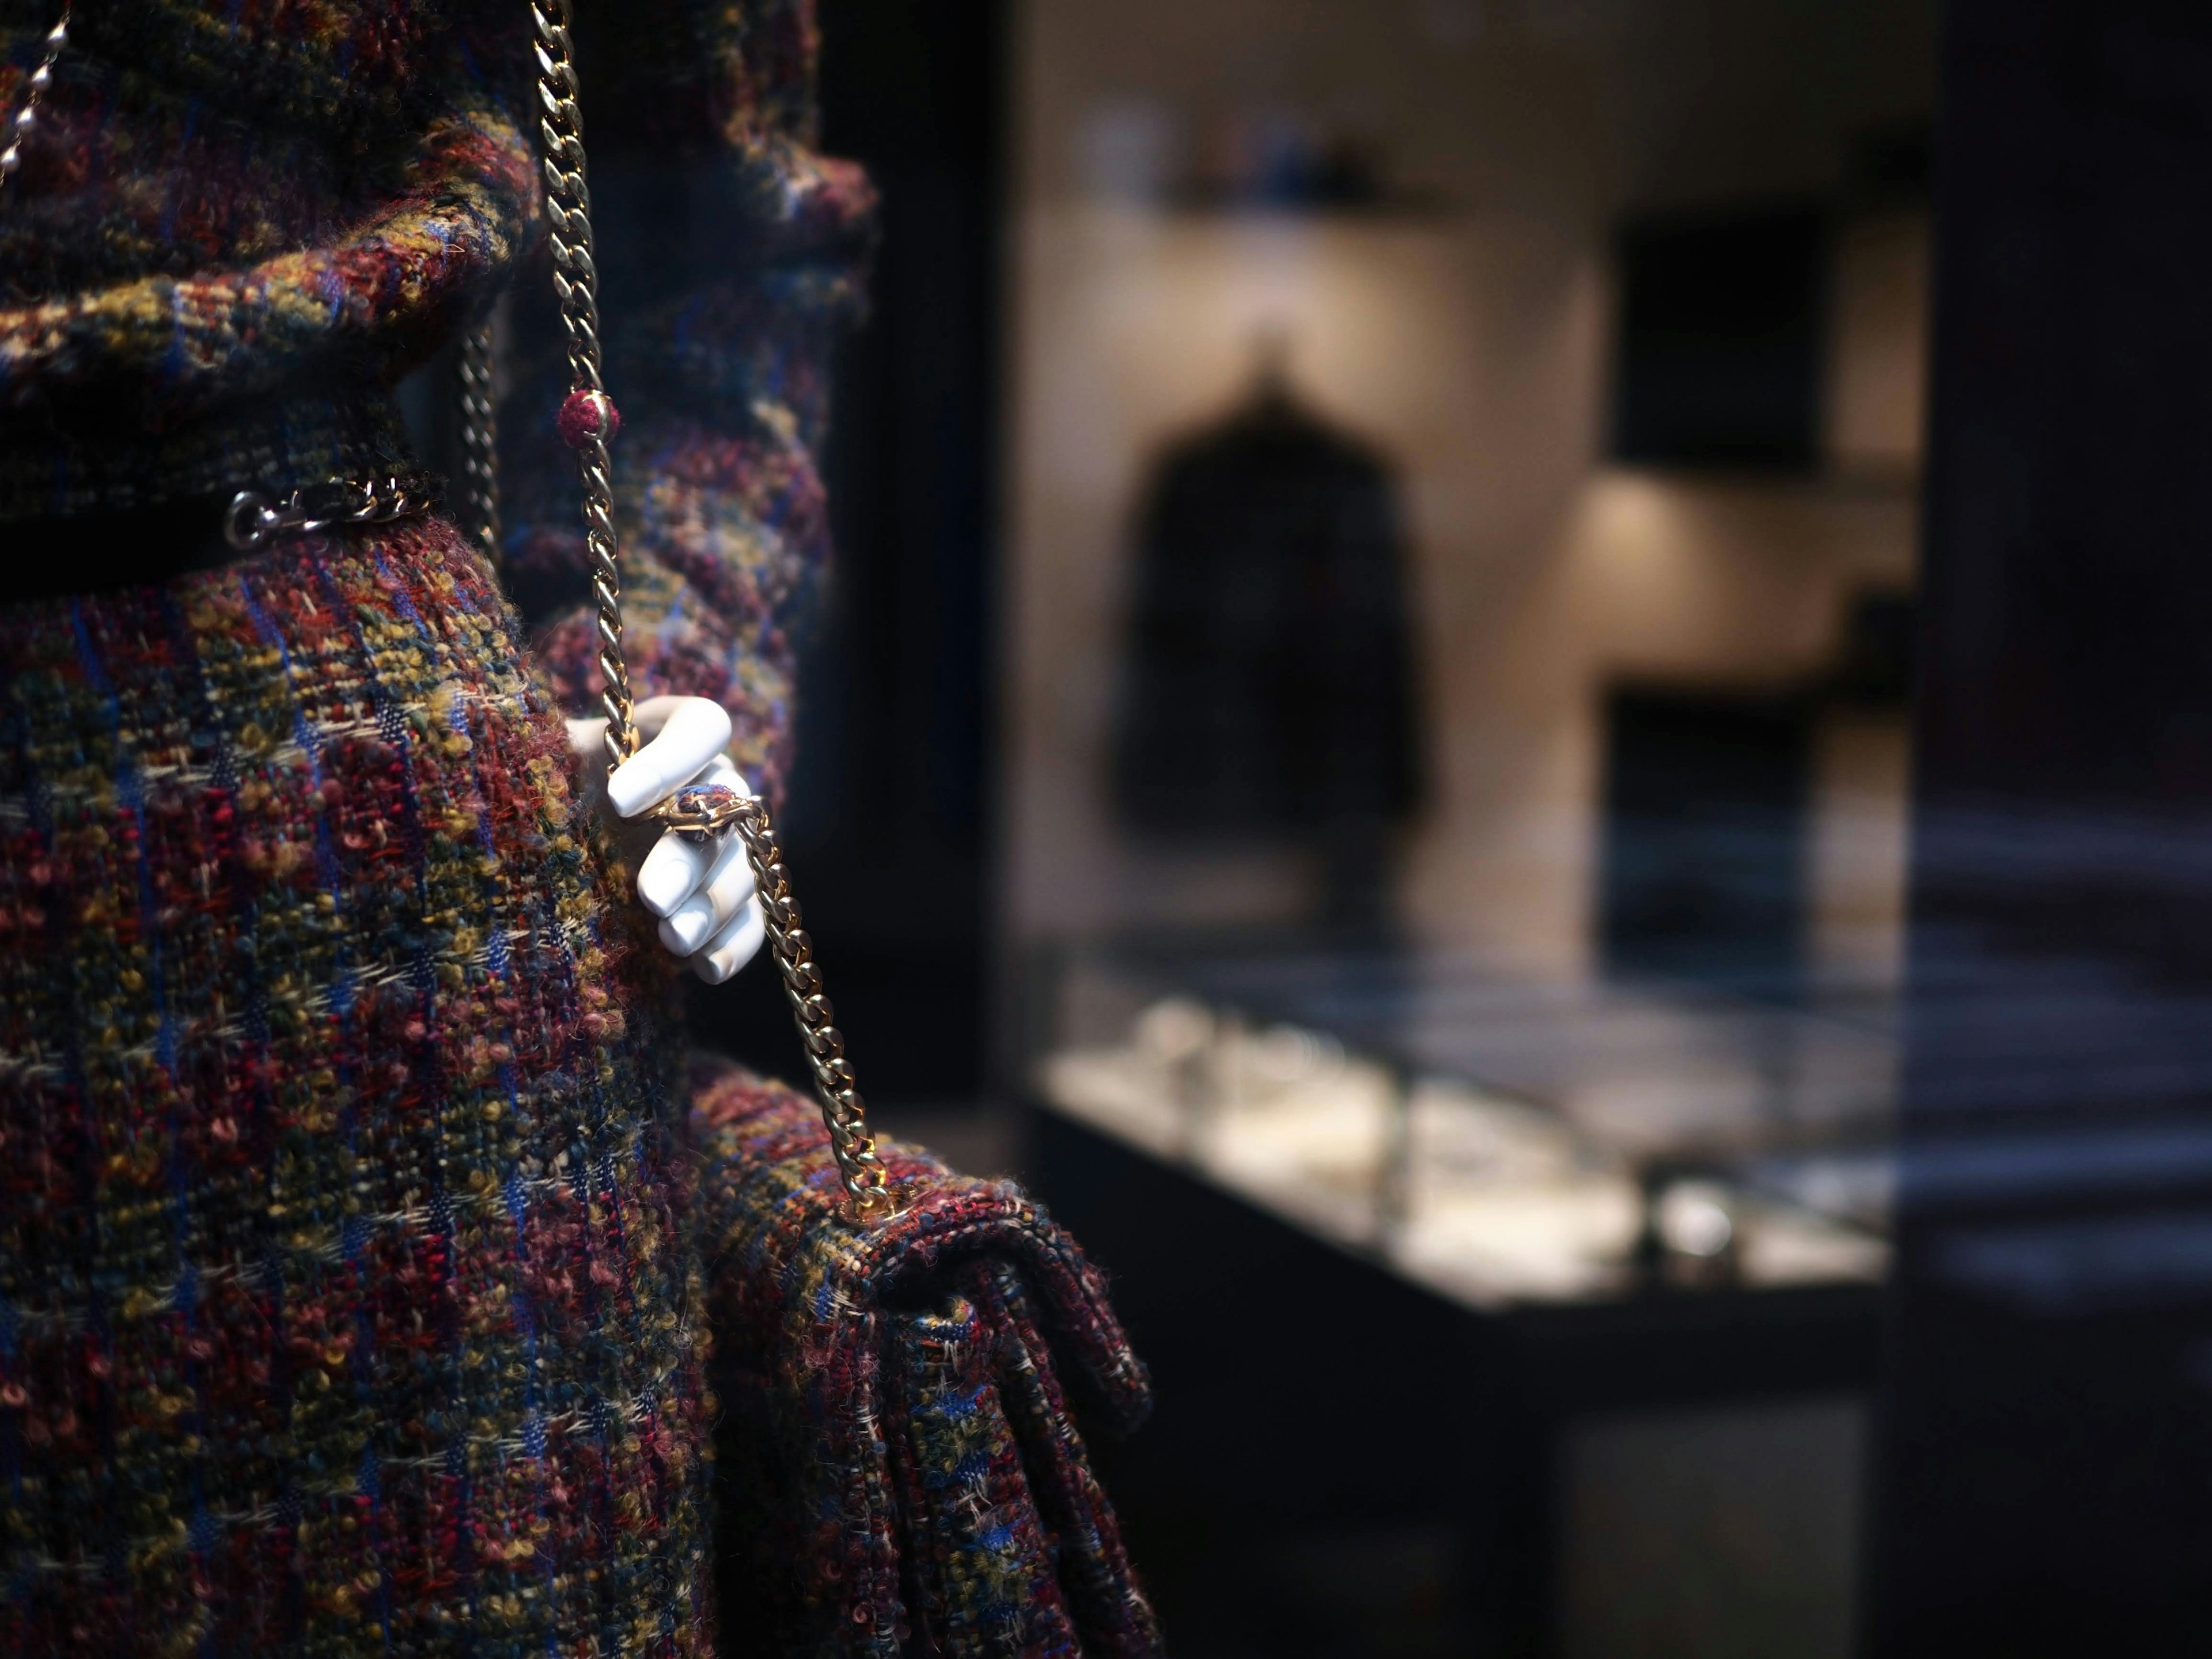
top-left (0, 0), bottom-right (862, 1644)
top-left (1114, 328), bottom-right (1424, 927)
top-left (0, 0), bottom-right (1168, 1643)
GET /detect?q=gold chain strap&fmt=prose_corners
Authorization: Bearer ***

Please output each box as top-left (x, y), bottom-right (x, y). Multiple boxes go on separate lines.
top-left (522, 0), bottom-right (896, 1221)
top-left (528, 0), bottom-right (633, 759)
top-left (724, 799), bottom-right (896, 1215)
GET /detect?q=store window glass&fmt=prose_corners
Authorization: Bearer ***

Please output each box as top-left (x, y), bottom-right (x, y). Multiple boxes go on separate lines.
top-left (9, 0), bottom-right (2211, 1650)
top-left (1004, 4), bottom-right (1929, 1650)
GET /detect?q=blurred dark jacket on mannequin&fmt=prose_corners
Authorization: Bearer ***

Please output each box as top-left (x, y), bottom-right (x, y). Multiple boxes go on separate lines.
top-left (1113, 354), bottom-right (1424, 925)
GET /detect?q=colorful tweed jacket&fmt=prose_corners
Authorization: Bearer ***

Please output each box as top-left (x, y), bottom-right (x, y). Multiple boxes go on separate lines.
top-left (0, 0), bottom-right (872, 795)
top-left (0, 2), bottom-right (1169, 1651)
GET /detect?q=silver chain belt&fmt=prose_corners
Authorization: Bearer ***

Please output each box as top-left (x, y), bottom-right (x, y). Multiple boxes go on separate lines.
top-left (221, 472), bottom-right (447, 552)
top-left (0, 0), bottom-right (69, 191)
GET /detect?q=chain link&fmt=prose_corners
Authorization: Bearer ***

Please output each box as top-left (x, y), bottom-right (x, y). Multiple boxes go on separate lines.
top-left (456, 320), bottom-right (502, 561)
top-left (222, 471), bottom-right (446, 552)
top-left (0, 0), bottom-right (69, 192)
top-left (725, 794), bottom-right (896, 1217)
top-left (524, 0), bottom-right (896, 1222)
top-left (529, 0), bottom-right (634, 764)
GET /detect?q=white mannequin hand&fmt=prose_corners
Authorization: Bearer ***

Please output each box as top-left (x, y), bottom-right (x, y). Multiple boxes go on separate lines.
top-left (566, 695), bottom-right (767, 984)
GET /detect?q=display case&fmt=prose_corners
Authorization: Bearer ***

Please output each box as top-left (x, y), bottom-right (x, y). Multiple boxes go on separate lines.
top-left (1028, 935), bottom-right (1893, 1310)
top-left (1016, 935), bottom-right (1897, 1654)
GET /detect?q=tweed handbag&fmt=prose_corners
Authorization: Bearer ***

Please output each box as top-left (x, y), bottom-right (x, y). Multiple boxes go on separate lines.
top-left (511, 3), bottom-right (1165, 1653)
top-left (692, 1066), bottom-right (1162, 1657)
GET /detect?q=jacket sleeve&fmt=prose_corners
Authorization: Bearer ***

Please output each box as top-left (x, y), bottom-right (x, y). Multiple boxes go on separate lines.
top-left (499, 0), bottom-right (874, 810)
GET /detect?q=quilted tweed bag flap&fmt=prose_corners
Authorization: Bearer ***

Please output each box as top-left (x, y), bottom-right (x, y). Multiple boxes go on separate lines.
top-left (506, 3), bottom-right (1167, 1651)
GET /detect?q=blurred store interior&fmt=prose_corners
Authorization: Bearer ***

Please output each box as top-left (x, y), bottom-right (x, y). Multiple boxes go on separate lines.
top-left (689, 1), bottom-right (2212, 1655)
top-left (994, 6), bottom-right (1927, 1654)
top-left (694, 1), bottom-right (1940, 1654)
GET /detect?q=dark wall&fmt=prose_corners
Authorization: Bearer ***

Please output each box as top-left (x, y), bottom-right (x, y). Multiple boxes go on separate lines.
top-left (1599, 685), bottom-right (1812, 988)
top-left (1871, 2), bottom-right (2212, 1650)
top-left (694, 0), bottom-right (1003, 1101)
top-left (1609, 207), bottom-right (1831, 473)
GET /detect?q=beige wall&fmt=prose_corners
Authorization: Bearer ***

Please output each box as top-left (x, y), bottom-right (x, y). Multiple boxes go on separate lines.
top-left (1006, 0), bottom-right (1932, 972)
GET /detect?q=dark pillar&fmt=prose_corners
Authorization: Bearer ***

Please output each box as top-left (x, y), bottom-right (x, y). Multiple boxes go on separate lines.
top-left (1872, 2), bottom-right (2212, 1651)
top-left (696, 1), bottom-right (1005, 1099)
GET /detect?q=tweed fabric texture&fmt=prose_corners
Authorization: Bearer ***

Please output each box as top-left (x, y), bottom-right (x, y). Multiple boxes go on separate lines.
top-left (0, 0), bottom-right (874, 518)
top-left (509, 392), bottom-right (842, 806)
top-left (0, 0), bottom-right (871, 775)
top-left (0, 516), bottom-right (716, 1654)
top-left (0, 0), bottom-right (538, 512)
top-left (693, 1065), bottom-right (1164, 1659)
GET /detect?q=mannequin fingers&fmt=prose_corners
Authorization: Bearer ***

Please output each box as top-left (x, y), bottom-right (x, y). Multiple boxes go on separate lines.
top-left (628, 695), bottom-right (692, 742)
top-left (637, 757), bottom-right (752, 919)
top-left (607, 698), bottom-right (733, 817)
top-left (636, 828), bottom-right (718, 918)
top-left (609, 698), bottom-right (732, 816)
top-left (656, 832), bottom-right (752, 953)
top-left (657, 834), bottom-right (755, 956)
top-left (691, 895), bottom-right (767, 985)
top-left (632, 752), bottom-right (757, 925)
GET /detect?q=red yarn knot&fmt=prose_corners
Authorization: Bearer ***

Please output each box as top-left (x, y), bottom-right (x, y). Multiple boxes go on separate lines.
top-left (557, 388), bottom-right (622, 450)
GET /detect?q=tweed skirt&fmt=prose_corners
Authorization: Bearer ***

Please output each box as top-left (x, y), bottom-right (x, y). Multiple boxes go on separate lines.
top-left (0, 518), bottom-right (714, 1657)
